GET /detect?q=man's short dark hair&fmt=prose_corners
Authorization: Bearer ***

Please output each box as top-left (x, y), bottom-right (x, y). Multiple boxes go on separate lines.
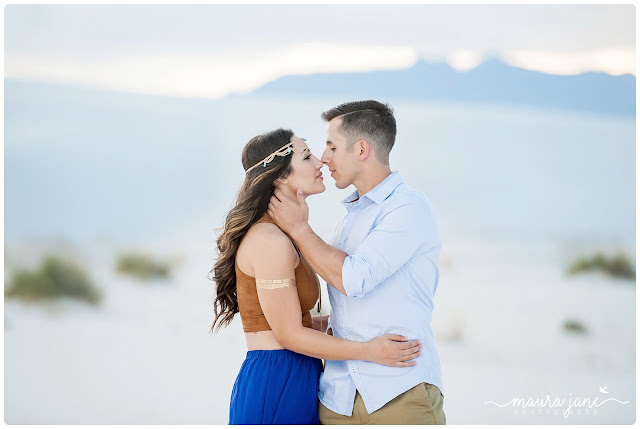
top-left (321, 100), bottom-right (396, 165)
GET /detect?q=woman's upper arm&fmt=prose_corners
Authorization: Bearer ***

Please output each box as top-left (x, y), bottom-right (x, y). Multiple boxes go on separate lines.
top-left (249, 224), bottom-right (304, 343)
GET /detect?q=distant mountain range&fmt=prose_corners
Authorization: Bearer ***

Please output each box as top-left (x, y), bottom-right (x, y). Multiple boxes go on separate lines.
top-left (247, 58), bottom-right (635, 116)
top-left (5, 75), bottom-right (635, 245)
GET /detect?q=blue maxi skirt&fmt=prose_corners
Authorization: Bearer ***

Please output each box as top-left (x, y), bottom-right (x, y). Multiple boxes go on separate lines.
top-left (229, 349), bottom-right (323, 425)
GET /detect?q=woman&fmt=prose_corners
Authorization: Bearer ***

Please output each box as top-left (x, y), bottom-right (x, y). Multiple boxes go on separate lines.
top-left (211, 129), bottom-right (422, 425)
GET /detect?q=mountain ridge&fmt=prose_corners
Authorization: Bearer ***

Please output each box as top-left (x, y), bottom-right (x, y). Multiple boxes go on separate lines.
top-left (245, 58), bottom-right (635, 116)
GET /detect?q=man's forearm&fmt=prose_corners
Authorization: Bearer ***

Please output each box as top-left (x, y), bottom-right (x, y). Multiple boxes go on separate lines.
top-left (290, 224), bottom-right (348, 295)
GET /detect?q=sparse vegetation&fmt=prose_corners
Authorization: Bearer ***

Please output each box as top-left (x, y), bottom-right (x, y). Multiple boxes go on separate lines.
top-left (116, 252), bottom-right (171, 281)
top-left (563, 319), bottom-right (588, 335)
top-left (567, 252), bottom-right (635, 281)
top-left (434, 309), bottom-right (465, 342)
top-left (5, 257), bottom-right (101, 305)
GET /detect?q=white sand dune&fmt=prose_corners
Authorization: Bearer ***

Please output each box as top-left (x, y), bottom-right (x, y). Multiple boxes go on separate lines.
top-left (4, 238), bottom-right (635, 424)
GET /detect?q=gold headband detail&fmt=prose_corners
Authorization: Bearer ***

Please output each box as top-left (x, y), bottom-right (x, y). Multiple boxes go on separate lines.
top-left (245, 138), bottom-right (306, 174)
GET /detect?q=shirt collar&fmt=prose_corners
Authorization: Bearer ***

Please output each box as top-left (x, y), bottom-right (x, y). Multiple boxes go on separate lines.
top-left (341, 171), bottom-right (403, 206)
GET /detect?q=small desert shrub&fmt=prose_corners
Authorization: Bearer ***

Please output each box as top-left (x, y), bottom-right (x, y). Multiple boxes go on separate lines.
top-left (563, 319), bottom-right (588, 334)
top-left (567, 252), bottom-right (635, 281)
top-left (5, 257), bottom-right (101, 305)
top-left (116, 252), bottom-right (170, 281)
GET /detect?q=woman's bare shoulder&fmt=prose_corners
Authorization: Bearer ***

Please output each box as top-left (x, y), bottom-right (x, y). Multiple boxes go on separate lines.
top-left (245, 221), bottom-right (290, 246)
top-left (237, 221), bottom-right (298, 275)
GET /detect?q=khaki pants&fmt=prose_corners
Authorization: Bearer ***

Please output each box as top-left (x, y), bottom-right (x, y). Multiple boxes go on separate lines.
top-left (319, 383), bottom-right (446, 425)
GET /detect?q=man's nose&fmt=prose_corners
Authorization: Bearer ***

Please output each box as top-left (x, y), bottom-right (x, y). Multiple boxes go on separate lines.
top-left (321, 150), bottom-right (330, 165)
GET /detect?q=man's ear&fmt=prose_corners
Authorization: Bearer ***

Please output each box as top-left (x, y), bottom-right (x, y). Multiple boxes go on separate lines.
top-left (357, 139), bottom-right (371, 161)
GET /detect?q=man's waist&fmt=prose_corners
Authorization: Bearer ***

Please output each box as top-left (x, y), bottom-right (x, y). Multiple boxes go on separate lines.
top-left (323, 356), bottom-right (441, 379)
top-left (320, 360), bottom-right (444, 414)
top-left (331, 325), bottom-right (436, 343)
top-left (328, 302), bottom-right (434, 331)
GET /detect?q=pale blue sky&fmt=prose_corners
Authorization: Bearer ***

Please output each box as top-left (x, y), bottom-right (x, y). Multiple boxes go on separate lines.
top-left (4, 4), bottom-right (636, 98)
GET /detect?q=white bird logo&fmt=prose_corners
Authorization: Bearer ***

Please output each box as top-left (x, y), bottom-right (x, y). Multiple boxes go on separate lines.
top-left (599, 386), bottom-right (608, 394)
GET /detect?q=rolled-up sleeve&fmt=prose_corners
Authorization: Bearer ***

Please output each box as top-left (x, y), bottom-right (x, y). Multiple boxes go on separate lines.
top-left (342, 199), bottom-right (434, 298)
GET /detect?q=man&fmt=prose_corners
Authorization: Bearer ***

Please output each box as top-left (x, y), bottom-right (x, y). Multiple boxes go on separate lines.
top-left (268, 100), bottom-right (445, 424)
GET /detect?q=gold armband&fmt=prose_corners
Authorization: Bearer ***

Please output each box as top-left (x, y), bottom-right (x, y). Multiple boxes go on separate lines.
top-left (255, 278), bottom-right (296, 289)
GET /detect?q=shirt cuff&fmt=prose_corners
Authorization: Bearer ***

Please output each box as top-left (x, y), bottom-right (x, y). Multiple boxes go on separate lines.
top-left (341, 254), bottom-right (367, 298)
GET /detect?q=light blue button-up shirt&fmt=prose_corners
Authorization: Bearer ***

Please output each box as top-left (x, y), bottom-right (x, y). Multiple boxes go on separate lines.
top-left (318, 171), bottom-right (444, 416)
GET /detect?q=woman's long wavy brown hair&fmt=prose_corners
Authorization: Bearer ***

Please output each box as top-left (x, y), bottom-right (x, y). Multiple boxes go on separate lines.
top-left (209, 128), bottom-right (295, 332)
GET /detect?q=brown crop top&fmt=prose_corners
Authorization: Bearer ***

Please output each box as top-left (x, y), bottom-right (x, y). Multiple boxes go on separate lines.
top-left (235, 214), bottom-right (321, 333)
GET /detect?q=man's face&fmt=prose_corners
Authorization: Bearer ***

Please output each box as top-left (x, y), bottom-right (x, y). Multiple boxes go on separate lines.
top-left (321, 117), bottom-right (359, 189)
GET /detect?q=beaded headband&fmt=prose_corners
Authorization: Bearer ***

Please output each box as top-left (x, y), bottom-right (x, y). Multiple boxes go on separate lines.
top-left (245, 137), bottom-right (306, 174)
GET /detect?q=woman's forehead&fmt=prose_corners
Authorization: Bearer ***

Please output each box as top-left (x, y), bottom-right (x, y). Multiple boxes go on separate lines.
top-left (290, 136), bottom-right (309, 153)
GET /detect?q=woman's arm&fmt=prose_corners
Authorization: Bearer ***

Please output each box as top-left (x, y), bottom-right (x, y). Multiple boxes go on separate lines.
top-left (276, 319), bottom-right (421, 367)
top-left (249, 224), bottom-right (421, 366)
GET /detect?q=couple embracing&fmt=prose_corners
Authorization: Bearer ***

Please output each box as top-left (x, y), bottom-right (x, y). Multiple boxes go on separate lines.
top-left (211, 100), bottom-right (446, 425)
